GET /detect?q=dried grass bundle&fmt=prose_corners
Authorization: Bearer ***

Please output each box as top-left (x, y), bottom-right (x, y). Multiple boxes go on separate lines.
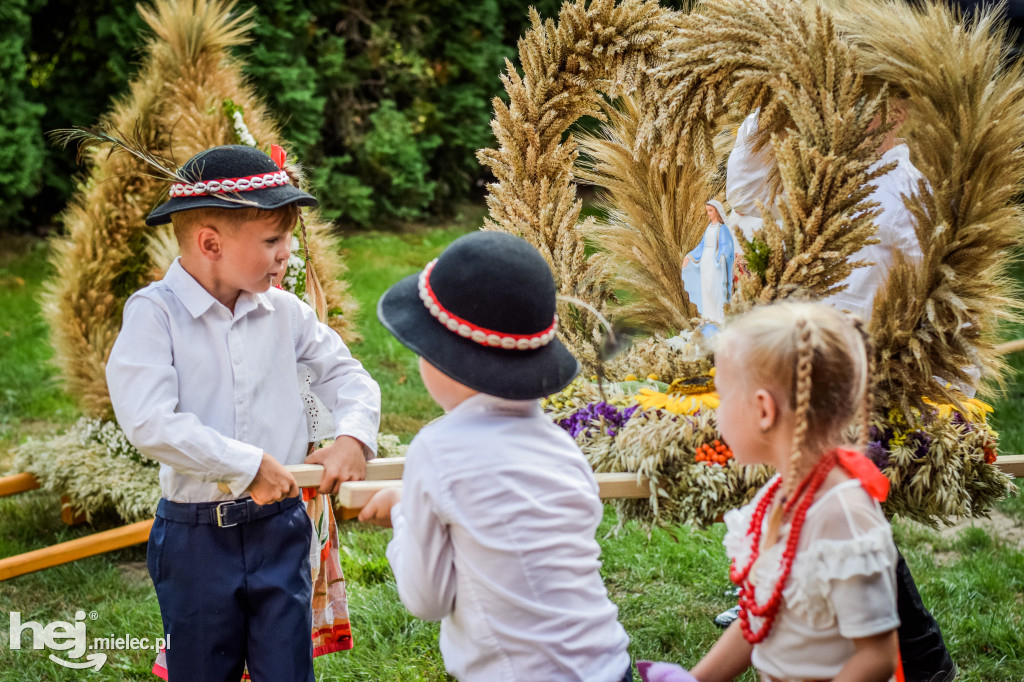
top-left (821, 0), bottom-right (1024, 415)
top-left (477, 0), bottom-right (681, 366)
top-left (637, 0), bottom-right (796, 171)
top-left (639, 0), bottom-right (890, 310)
top-left (576, 95), bottom-right (716, 333)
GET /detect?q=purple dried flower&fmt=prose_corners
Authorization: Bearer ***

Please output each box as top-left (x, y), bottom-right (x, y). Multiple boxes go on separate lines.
top-left (910, 431), bottom-right (932, 459)
top-left (865, 441), bottom-right (888, 470)
top-left (557, 401), bottom-right (638, 439)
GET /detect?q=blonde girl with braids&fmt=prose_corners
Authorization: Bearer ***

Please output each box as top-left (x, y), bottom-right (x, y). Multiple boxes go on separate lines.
top-left (689, 302), bottom-right (900, 682)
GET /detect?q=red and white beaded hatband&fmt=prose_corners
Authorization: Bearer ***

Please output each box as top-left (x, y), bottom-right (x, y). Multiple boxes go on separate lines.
top-left (168, 170), bottom-right (291, 198)
top-left (418, 259), bottom-right (558, 350)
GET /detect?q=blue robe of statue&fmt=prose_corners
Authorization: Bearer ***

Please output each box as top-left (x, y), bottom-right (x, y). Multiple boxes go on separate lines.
top-left (681, 221), bottom-right (736, 323)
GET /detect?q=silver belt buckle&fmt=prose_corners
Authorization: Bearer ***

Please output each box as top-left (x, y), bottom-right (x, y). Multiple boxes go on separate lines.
top-left (216, 500), bottom-right (241, 528)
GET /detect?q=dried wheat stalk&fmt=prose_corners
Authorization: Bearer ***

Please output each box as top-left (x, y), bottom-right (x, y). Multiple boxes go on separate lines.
top-left (477, 0), bottom-right (681, 366)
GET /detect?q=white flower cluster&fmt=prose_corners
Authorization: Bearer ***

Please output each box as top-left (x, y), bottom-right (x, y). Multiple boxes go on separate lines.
top-left (72, 417), bottom-right (152, 466)
top-left (280, 236), bottom-right (308, 301)
top-left (664, 328), bottom-right (708, 362)
top-left (232, 110), bottom-right (257, 147)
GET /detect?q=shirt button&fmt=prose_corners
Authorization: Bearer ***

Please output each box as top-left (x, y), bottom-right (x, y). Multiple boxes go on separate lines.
top-left (233, 355), bottom-right (241, 365)
top-left (235, 396), bottom-right (243, 405)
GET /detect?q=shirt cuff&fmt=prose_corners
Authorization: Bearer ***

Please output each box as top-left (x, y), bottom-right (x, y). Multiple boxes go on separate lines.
top-left (335, 425), bottom-right (379, 459)
top-left (220, 441), bottom-right (264, 497)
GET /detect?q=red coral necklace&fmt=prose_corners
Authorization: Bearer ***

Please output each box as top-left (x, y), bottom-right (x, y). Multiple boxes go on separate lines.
top-left (729, 450), bottom-right (838, 644)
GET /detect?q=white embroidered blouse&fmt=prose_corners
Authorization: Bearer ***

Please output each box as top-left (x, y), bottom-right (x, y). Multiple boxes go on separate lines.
top-left (723, 475), bottom-right (900, 681)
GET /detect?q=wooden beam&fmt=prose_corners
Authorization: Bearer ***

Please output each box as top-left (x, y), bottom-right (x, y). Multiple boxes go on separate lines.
top-left (60, 495), bottom-right (88, 526)
top-left (335, 472), bottom-right (652, 511)
top-left (595, 472), bottom-right (652, 499)
top-left (364, 457), bottom-right (406, 481)
top-left (996, 338), bottom-right (1024, 355)
top-left (282, 458), bottom-right (406, 489)
top-left (287, 464), bottom-right (327, 488)
top-left (0, 472), bottom-right (40, 498)
top-left (0, 519), bottom-right (154, 582)
top-left (336, 481), bottom-right (397, 510)
top-left (995, 455), bottom-right (1024, 477)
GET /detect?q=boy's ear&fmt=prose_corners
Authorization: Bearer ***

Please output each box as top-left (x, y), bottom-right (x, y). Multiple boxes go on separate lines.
top-left (195, 225), bottom-right (223, 260)
top-left (754, 388), bottom-right (778, 432)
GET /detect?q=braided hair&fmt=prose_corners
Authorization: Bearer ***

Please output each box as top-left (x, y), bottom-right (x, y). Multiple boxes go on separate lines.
top-left (718, 302), bottom-right (871, 544)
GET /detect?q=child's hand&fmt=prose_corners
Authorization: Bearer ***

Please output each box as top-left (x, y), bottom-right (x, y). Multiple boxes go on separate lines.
top-left (637, 661), bottom-right (699, 682)
top-left (306, 436), bottom-right (367, 495)
top-left (358, 487), bottom-right (402, 528)
top-left (248, 453), bottom-right (300, 505)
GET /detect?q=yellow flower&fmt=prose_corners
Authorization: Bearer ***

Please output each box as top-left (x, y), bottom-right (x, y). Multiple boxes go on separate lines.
top-left (647, 373), bottom-right (659, 381)
top-left (636, 388), bottom-right (719, 415)
top-left (921, 397), bottom-right (952, 419)
top-left (624, 374), bottom-right (638, 382)
top-left (922, 396), bottom-right (993, 424)
top-left (708, 367), bottom-right (716, 377)
top-left (964, 397), bottom-right (994, 423)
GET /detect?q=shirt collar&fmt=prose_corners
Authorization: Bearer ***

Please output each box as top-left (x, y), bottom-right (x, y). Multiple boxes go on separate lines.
top-left (164, 258), bottom-right (275, 319)
top-left (874, 142), bottom-right (911, 170)
top-left (234, 290), bottom-right (275, 318)
top-left (448, 392), bottom-right (541, 417)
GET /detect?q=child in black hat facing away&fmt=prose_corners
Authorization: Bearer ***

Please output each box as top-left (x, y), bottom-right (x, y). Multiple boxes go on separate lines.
top-left (359, 231), bottom-right (632, 682)
top-left (105, 144), bottom-right (381, 682)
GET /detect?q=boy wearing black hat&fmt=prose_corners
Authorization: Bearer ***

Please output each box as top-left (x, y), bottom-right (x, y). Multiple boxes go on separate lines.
top-left (106, 145), bottom-right (381, 682)
top-left (359, 231), bottom-right (632, 682)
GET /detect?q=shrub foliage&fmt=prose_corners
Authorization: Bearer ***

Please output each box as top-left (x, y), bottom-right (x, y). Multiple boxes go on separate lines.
top-left (10, 0), bottom-right (622, 232)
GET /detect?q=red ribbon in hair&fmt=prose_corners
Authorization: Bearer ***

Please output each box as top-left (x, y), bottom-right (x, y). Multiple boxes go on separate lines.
top-left (270, 144), bottom-right (287, 170)
top-left (835, 448), bottom-right (890, 502)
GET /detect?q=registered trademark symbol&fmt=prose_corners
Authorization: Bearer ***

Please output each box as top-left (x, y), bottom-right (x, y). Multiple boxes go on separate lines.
top-left (89, 611), bottom-right (98, 620)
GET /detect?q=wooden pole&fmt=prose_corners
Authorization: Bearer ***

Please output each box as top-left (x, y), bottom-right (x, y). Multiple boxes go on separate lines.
top-left (334, 472), bottom-right (651, 511)
top-left (0, 472), bottom-right (40, 497)
top-left (995, 455), bottom-right (1024, 477)
top-left (286, 458), bottom-right (407, 487)
top-left (2, 453), bottom-right (1017, 581)
top-left (0, 520), bottom-right (154, 582)
top-left (995, 338), bottom-right (1024, 355)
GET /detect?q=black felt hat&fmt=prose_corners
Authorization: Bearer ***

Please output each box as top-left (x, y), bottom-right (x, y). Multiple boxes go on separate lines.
top-left (377, 231), bottom-right (580, 400)
top-left (145, 145), bottom-right (318, 226)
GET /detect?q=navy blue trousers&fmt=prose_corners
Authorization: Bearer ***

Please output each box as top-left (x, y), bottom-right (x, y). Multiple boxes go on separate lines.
top-left (148, 495), bottom-right (313, 682)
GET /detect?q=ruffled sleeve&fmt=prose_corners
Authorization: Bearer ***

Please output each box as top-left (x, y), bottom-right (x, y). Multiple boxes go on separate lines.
top-left (722, 475), bottom-right (778, 569)
top-left (783, 489), bottom-right (899, 634)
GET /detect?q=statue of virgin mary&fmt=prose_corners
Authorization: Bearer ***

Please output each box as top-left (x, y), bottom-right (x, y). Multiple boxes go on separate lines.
top-left (681, 199), bottom-right (736, 323)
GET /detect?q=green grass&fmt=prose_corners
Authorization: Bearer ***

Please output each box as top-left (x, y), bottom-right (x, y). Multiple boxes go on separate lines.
top-left (0, 237), bottom-right (79, 445)
top-left (987, 256), bottom-right (1024, 453)
top-left (2, 220), bottom-right (1024, 680)
top-left (340, 217), bottom-right (479, 440)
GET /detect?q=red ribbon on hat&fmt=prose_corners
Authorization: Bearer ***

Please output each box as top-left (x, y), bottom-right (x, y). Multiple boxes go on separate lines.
top-left (270, 144), bottom-right (287, 170)
top-left (835, 447), bottom-right (890, 501)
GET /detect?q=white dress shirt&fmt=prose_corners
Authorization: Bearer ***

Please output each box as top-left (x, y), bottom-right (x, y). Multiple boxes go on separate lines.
top-left (822, 143), bottom-right (925, 320)
top-left (106, 259), bottom-right (381, 502)
top-left (726, 112), bottom-right (775, 226)
top-left (726, 110), bottom-right (925, 319)
top-left (387, 393), bottom-right (631, 682)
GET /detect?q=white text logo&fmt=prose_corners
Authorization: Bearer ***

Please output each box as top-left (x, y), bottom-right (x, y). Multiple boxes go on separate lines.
top-left (9, 610), bottom-right (107, 671)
